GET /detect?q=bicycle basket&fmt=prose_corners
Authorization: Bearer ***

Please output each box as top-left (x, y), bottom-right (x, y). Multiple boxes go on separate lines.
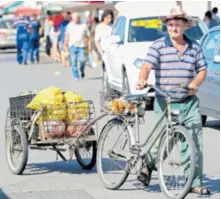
top-left (9, 94), bottom-right (35, 120)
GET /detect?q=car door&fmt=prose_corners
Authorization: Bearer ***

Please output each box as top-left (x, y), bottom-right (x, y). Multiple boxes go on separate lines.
top-left (106, 16), bottom-right (126, 85)
top-left (199, 30), bottom-right (220, 116)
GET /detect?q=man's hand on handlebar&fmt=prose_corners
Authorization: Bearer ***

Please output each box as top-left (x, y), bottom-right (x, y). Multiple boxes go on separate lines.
top-left (187, 82), bottom-right (198, 96)
top-left (136, 80), bottom-right (147, 90)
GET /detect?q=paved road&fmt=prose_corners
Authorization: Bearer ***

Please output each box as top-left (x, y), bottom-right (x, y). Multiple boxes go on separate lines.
top-left (0, 51), bottom-right (220, 199)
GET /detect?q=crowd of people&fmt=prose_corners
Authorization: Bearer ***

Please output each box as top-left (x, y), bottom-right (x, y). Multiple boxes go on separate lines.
top-left (204, 7), bottom-right (220, 29)
top-left (13, 9), bottom-right (115, 80)
top-left (43, 9), bottom-right (114, 80)
top-left (13, 14), bottom-right (43, 65)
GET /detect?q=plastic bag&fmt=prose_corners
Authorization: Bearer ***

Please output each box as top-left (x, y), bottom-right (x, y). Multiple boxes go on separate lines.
top-left (88, 52), bottom-right (97, 68)
top-left (39, 120), bottom-right (66, 139)
top-left (66, 102), bottom-right (89, 122)
top-left (38, 103), bottom-right (66, 124)
top-left (27, 87), bottom-right (63, 110)
top-left (64, 92), bottom-right (82, 103)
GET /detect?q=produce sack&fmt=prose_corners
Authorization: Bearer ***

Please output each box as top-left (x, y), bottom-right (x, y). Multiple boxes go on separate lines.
top-left (27, 87), bottom-right (66, 123)
top-left (66, 119), bottom-right (86, 137)
top-left (39, 120), bottom-right (66, 139)
top-left (27, 87), bottom-right (64, 109)
top-left (64, 92), bottom-right (89, 122)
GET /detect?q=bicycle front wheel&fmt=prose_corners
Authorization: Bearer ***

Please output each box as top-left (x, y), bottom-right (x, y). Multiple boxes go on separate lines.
top-left (158, 125), bottom-right (196, 199)
top-left (97, 118), bottom-right (131, 190)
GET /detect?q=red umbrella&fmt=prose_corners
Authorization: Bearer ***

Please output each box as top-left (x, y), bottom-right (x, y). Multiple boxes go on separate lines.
top-left (15, 7), bottom-right (41, 16)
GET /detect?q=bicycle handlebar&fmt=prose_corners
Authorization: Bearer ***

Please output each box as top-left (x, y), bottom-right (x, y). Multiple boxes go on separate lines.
top-left (142, 83), bottom-right (195, 98)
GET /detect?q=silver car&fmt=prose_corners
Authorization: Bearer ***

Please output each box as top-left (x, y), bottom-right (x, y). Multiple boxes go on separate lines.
top-left (0, 18), bottom-right (16, 50)
top-left (198, 26), bottom-right (220, 125)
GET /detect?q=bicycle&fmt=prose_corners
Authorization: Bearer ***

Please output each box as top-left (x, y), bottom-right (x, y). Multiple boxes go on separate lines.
top-left (97, 84), bottom-right (196, 199)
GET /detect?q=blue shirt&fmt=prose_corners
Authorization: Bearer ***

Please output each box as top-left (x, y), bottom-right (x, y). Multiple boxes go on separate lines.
top-left (144, 35), bottom-right (207, 102)
top-left (208, 19), bottom-right (219, 29)
top-left (13, 19), bottom-right (30, 41)
top-left (29, 20), bottom-right (40, 40)
top-left (58, 20), bottom-right (70, 42)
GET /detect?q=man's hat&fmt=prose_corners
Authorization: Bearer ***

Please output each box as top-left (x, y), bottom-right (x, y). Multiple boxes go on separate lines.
top-left (160, 6), bottom-right (196, 29)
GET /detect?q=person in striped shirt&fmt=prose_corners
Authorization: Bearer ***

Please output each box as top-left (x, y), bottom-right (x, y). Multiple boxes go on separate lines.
top-left (13, 15), bottom-right (30, 65)
top-left (137, 7), bottom-right (210, 196)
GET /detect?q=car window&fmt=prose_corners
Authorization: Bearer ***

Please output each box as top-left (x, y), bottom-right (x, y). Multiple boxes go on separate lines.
top-left (0, 22), bottom-right (6, 29)
top-left (4, 20), bottom-right (13, 29)
top-left (184, 18), bottom-right (207, 41)
top-left (0, 20), bottom-right (13, 29)
top-left (128, 17), bottom-right (207, 42)
top-left (201, 31), bottom-right (220, 60)
top-left (111, 16), bottom-right (126, 42)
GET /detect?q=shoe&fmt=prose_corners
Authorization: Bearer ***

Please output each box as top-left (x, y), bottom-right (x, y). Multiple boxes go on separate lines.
top-left (74, 78), bottom-right (80, 81)
top-left (36, 57), bottom-right (39, 63)
top-left (137, 167), bottom-right (152, 187)
top-left (190, 187), bottom-right (211, 195)
top-left (24, 62), bottom-right (27, 65)
top-left (81, 73), bottom-right (85, 79)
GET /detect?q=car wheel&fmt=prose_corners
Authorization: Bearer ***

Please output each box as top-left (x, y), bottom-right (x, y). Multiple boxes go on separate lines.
top-left (102, 67), bottom-right (111, 94)
top-left (122, 71), bottom-right (131, 95)
top-left (201, 115), bottom-right (207, 127)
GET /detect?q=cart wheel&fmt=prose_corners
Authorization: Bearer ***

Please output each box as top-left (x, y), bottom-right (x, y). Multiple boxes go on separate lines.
top-left (74, 129), bottom-right (97, 170)
top-left (5, 125), bottom-right (28, 175)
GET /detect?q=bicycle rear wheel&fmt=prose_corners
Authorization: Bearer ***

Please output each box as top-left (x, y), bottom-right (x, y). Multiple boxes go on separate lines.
top-left (158, 125), bottom-right (196, 199)
top-left (97, 118), bottom-right (131, 190)
top-left (75, 129), bottom-right (97, 170)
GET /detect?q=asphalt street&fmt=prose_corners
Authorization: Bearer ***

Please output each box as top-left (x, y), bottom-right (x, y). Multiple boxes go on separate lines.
top-left (0, 50), bottom-right (219, 199)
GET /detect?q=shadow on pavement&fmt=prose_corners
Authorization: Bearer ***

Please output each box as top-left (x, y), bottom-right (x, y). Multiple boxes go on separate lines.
top-left (85, 76), bottom-right (102, 81)
top-left (24, 160), bottom-right (97, 176)
top-left (203, 175), bottom-right (220, 195)
top-left (0, 188), bottom-right (9, 199)
top-left (0, 50), bottom-right (16, 54)
top-left (205, 120), bottom-right (220, 130)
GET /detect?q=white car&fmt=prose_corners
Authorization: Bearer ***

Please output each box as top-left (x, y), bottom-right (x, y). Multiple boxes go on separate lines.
top-left (102, 2), bottom-right (208, 104)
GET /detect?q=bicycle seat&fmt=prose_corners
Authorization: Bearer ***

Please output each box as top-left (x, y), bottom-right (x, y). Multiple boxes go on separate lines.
top-left (125, 94), bottom-right (147, 102)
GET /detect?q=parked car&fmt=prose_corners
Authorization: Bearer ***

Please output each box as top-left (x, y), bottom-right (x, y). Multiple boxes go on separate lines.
top-left (102, 2), bottom-right (208, 105)
top-left (0, 18), bottom-right (16, 50)
top-left (198, 25), bottom-right (220, 125)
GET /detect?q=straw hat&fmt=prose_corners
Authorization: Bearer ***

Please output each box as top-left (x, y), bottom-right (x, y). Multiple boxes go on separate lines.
top-left (160, 6), bottom-right (196, 29)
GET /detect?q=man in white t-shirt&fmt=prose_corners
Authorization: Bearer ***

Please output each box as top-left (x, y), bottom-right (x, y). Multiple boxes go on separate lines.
top-left (95, 9), bottom-right (114, 59)
top-left (64, 12), bottom-right (91, 80)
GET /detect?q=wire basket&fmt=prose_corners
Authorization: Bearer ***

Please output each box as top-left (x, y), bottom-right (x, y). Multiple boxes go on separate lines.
top-left (99, 92), bottom-right (121, 113)
top-left (38, 100), bottom-right (96, 140)
top-left (9, 94), bottom-right (35, 120)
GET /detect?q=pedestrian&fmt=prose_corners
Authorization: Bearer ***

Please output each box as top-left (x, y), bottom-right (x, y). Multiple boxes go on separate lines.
top-left (44, 11), bottom-right (52, 57)
top-left (49, 20), bottom-right (60, 62)
top-left (64, 12), bottom-right (91, 80)
top-left (29, 14), bottom-right (40, 63)
top-left (13, 14), bottom-right (30, 65)
top-left (90, 17), bottom-right (100, 67)
top-left (204, 11), bottom-right (219, 29)
top-left (58, 11), bottom-right (71, 67)
top-left (95, 9), bottom-right (114, 61)
top-left (136, 7), bottom-right (211, 196)
top-left (212, 7), bottom-right (220, 24)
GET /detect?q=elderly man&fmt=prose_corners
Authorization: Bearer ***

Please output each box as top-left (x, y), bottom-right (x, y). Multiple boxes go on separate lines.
top-left (29, 14), bottom-right (40, 63)
top-left (137, 8), bottom-right (210, 196)
top-left (64, 12), bottom-right (91, 80)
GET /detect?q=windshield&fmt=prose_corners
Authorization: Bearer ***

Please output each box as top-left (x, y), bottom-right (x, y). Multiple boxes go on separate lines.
top-left (128, 17), bottom-right (207, 42)
top-left (0, 20), bottom-right (14, 29)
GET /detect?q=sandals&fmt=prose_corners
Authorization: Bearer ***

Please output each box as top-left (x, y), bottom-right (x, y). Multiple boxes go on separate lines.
top-left (137, 167), bottom-right (152, 186)
top-left (190, 187), bottom-right (211, 195)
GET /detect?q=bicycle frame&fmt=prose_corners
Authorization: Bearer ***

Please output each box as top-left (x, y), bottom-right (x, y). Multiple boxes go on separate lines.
top-left (127, 96), bottom-right (173, 158)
